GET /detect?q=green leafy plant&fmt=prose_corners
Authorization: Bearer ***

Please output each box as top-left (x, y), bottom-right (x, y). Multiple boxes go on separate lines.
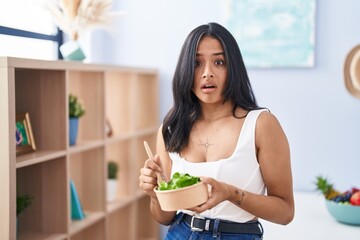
top-left (69, 94), bottom-right (85, 118)
top-left (17, 194), bottom-right (33, 216)
top-left (158, 172), bottom-right (200, 191)
top-left (108, 161), bottom-right (119, 179)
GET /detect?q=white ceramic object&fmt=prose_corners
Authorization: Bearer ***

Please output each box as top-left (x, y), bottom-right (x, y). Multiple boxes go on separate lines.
top-left (107, 179), bottom-right (118, 202)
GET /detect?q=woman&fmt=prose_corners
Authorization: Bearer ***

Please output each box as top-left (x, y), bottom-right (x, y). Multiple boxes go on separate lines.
top-left (139, 22), bottom-right (294, 240)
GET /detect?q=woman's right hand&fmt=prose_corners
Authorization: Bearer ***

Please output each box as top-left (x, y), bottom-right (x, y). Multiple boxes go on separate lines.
top-left (139, 154), bottom-right (164, 198)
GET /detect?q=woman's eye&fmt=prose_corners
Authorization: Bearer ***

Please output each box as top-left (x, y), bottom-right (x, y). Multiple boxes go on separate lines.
top-left (215, 60), bottom-right (225, 66)
top-left (195, 60), bottom-right (201, 67)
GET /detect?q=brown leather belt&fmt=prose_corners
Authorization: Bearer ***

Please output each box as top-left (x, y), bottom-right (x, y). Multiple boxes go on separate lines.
top-left (183, 214), bottom-right (262, 235)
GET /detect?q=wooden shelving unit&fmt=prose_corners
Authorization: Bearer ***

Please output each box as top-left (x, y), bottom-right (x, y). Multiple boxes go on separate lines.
top-left (0, 57), bottom-right (160, 240)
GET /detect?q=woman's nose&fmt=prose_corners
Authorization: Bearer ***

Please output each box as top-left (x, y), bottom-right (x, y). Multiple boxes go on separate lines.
top-left (202, 65), bottom-right (214, 79)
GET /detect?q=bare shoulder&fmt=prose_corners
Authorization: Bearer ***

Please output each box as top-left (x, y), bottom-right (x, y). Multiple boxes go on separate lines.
top-left (255, 110), bottom-right (288, 149)
top-left (256, 110), bottom-right (284, 133)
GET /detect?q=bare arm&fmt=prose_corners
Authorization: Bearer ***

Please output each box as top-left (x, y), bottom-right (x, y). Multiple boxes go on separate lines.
top-left (191, 112), bottom-right (294, 225)
top-left (244, 111), bottom-right (294, 224)
top-left (139, 125), bottom-right (176, 225)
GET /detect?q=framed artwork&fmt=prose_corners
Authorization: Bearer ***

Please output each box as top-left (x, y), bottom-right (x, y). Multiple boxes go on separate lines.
top-left (225, 0), bottom-right (316, 68)
top-left (16, 112), bottom-right (36, 156)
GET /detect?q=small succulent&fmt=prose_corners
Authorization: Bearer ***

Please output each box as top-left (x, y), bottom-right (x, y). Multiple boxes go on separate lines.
top-left (108, 161), bottom-right (119, 179)
top-left (69, 94), bottom-right (85, 118)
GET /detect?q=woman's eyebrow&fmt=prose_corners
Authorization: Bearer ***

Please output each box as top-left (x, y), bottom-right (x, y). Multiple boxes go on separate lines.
top-left (196, 52), bottom-right (225, 56)
top-left (213, 52), bottom-right (225, 56)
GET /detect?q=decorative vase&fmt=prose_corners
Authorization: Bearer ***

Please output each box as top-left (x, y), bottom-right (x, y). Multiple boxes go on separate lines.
top-left (107, 179), bottom-right (118, 202)
top-left (69, 117), bottom-right (79, 146)
top-left (60, 40), bottom-right (86, 61)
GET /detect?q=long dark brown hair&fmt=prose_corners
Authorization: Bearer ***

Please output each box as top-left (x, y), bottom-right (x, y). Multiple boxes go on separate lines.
top-left (162, 22), bottom-right (260, 153)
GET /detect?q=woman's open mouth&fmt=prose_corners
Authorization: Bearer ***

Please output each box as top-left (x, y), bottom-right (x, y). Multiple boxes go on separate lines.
top-left (201, 83), bottom-right (216, 93)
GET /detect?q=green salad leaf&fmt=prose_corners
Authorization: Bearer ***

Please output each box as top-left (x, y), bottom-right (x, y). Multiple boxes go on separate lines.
top-left (158, 172), bottom-right (200, 191)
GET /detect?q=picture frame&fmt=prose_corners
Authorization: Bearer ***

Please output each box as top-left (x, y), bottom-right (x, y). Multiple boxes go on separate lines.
top-left (16, 112), bottom-right (36, 156)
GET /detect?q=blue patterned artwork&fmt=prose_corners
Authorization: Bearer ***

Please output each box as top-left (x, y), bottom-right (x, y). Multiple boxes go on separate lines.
top-left (225, 0), bottom-right (316, 68)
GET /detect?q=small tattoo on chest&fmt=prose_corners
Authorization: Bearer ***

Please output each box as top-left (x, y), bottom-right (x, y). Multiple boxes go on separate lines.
top-left (198, 137), bottom-right (214, 154)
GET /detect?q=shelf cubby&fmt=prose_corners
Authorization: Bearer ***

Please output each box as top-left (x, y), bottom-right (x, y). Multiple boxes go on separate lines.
top-left (134, 73), bottom-right (159, 130)
top-left (105, 139), bottom-right (132, 201)
top-left (71, 218), bottom-right (106, 240)
top-left (69, 147), bottom-right (105, 213)
top-left (16, 157), bottom-right (68, 240)
top-left (107, 203), bottom-right (135, 240)
top-left (15, 69), bottom-right (67, 156)
top-left (105, 71), bottom-right (135, 135)
top-left (67, 70), bottom-right (105, 144)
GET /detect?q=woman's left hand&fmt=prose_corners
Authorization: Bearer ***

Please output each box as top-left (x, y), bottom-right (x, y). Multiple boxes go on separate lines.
top-left (189, 177), bottom-right (231, 213)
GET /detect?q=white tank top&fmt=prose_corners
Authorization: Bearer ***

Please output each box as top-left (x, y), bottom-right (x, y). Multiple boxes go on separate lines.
top-left (169, 109), bottom-right (267, 223)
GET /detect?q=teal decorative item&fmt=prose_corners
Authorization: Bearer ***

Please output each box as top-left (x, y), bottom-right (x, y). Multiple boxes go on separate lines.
top-left (69, 117), bottom-right (79, 146)
top-left (70, 180), bottom-right (85, 220)
top-left (325, 199), bottom-right (360, 225)
top-left (60, 40), bottom-right (86, 61)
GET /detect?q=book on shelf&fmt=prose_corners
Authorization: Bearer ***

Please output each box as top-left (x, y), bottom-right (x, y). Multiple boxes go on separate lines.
top-left (70, 179), bottom-right (85, 220)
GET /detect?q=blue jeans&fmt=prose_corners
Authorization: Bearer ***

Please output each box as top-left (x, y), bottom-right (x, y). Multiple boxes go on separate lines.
top-left (164, 213), bottom-right (263, 240)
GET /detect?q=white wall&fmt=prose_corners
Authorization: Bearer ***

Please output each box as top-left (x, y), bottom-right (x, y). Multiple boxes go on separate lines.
top-left (89, 0), bottom-right (360, 192)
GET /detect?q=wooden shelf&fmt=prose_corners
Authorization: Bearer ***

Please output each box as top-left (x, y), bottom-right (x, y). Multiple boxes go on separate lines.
top-left (17, 231), bottom-right (67, 240)
top-left (0, 57), bottom-right (160, 240)
top-left (69, 211), bottom-right (105, 236)
top-left (16, 149), bottom-right (67, 168)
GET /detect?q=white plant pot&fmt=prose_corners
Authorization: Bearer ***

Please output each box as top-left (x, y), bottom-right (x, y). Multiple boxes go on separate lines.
top-left (107, 179), bottom-right (118, 202)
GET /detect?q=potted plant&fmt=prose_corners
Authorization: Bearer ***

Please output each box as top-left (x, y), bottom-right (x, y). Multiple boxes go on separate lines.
top-left (17, 194), bottom-right (33, 234)
top-left (69, 93), bottom-right (85, 145)
top-left (107, 160), bottom-right (119, 202)
top-left (17, 194), bottom-right (33, 216)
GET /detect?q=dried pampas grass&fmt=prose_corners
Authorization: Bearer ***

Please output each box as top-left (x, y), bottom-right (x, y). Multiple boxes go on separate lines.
top-left (37, 0), bottom-right (125, 40)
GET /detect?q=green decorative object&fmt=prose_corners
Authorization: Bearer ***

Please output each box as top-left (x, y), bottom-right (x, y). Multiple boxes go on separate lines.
top-left (108, 161), bottom-right (119, 179)
top-left (107, 161), bottom-right (119, 202)
top-left (69, 94), bottom-right (85, 118)
top-left (69, 94), bottom-right (85, 145)
top-left (17, 194), bottom-right (33, 216)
